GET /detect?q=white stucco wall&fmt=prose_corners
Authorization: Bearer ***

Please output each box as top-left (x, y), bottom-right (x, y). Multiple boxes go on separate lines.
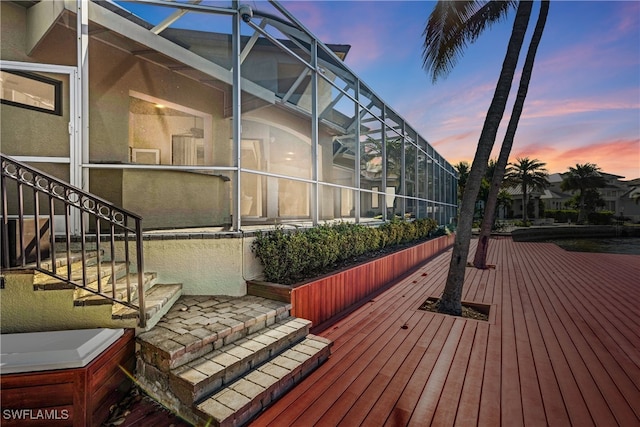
top-left (141, 235), bottom-right (262, 296)
top-left (0, 272), bottom-right (135, 334)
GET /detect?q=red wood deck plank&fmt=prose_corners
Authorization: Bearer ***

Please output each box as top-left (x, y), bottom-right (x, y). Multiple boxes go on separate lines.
top-left (338, 315), bottom-right (446, 427)
top-left (478, 244), bottom-right (508, 427)
top-left (512, 250), bottom-right (594, 426)
top-left (249, 238), bottom-right (640, 427)
top-left (453, 322), bottom-right (489, 427)
top-left (514, 241), bottom-right (613, 426)
top-left (510, 246), bottom-right (571, 425)
top-left (508, 245), bottom-right (548, 427)
top-left (252, 266), bottom-right (443, 426)
top-left (532, 249), bottom-right (640, 408)
top-left (498, 244), bottom-right (524, 427)
top-left (525, 244), bottom-right (639, 424)
top-left (290, 311), bottom-right (428, 426)
top-left (429, 321), bottom-right (478, 426)
top-left (317, 312), bottom-right (439, 426)
top-left (405, 319), bottom-right (468, 426)
top-left (382, 316), bottom-right (458, 426)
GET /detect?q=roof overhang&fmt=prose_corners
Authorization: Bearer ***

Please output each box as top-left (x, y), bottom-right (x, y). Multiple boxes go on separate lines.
top-left (25, 0), bottom-right (275, 105)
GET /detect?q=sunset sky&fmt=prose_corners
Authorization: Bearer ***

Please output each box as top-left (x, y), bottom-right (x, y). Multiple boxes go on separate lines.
top-left (119, 0), bottom-right (639, 179)
top-left (282, 0), bottom-right (639, 179)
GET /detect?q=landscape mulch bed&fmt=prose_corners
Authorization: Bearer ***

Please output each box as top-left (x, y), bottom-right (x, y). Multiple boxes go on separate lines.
top-left (419, 298), bottom-right (489, 321)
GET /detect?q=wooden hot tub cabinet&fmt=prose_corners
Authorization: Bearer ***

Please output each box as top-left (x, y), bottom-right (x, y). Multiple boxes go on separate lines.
top-left (0, 329), bottom-right (135, 427)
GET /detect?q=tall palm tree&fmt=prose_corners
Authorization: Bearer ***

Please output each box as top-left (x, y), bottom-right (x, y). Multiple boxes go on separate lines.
top-left (561, 163), bottom-right (607, 223)
top-left (474, 0), bottom-right (550, 269)
top-left (505, 157), bottom-right (549, 221)
top-left (423, 0), bottom-right (532, 315)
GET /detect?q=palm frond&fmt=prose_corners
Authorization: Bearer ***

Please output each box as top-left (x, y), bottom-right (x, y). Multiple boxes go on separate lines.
top-left (422, 0), bottom-right (517, 82)
top-left (463, 1), bottom-right (518, 43)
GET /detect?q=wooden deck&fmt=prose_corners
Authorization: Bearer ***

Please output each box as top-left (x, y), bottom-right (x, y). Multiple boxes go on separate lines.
top-left (250, 237), bottom-right (640, 426)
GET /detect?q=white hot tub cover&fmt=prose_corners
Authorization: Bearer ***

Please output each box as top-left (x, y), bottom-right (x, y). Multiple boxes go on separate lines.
top-left (0, 328), bottom-right (124, 374)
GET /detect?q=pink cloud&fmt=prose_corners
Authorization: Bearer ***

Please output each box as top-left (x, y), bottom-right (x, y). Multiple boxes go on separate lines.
top-left (510, 139), bottom-right (640, 179)
top-left (616, 2), bottom-right (640, 33)
top-left (521, 96), bottom-right (640, 121)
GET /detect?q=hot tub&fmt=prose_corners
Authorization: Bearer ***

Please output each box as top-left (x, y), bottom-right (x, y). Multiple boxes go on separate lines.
top-left (1, 328), bottom-right (124, 374)
top-left (0, 328), bottom-right (135, 426)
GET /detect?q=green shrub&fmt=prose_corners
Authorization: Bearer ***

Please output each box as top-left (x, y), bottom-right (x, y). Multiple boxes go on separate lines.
top-left (513, 220), bottom-right (531, 227)
top-left (587, 211), bottom-right (614, 225)
top-left (544, 209), bottom-right (578, 223)
top-left (252, 219), bottom-right (439, 284)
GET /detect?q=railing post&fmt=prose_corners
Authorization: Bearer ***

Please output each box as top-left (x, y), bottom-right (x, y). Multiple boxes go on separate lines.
top-left (1, 163), bottom-right (9, 268)
top-left (136, 217), bottom-right (146, 328)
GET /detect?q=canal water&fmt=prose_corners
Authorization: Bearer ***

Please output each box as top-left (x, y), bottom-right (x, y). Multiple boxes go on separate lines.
top-left (543, 237), bottom-right (640, 255)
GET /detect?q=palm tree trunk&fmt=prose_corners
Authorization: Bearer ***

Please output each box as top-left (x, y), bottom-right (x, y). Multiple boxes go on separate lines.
top-left (522, 183), bottom-right (528, 221)
top-left (474, 1), bottom-right (549, 269)
top-left (438, 0), bottom-right (533, 316)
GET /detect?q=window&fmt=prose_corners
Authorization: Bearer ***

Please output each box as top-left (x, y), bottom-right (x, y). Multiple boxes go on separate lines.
top-left (0, 70), bottom-right (62, 115)
top-left (128, 91), bottom-right (211, 166)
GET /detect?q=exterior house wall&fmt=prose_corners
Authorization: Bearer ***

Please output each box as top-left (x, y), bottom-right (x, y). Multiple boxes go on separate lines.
top-left (142, 235), bottom-right (261, 296)
top-left (0, 272), bottom-right (129, 333)
top-left (0, 4), bottom-right (72, 163)
top-left (1, 1), bottom-right (460, 298)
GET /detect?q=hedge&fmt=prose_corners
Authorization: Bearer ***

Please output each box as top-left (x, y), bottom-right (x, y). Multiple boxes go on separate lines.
top-left (545, 209), bottom-right (579, 223)
top-left (252, 218), bottom-right (439, 284)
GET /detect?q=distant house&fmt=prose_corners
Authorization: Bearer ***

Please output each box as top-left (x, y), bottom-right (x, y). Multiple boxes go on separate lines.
top-left (543, 172), bottom-right (640, 222)
top-left (503, 172), bottom-right (640, 223)
top-left (502, 184), bottom-right (546, 220)
top-left (620, 178), bottom-right (640, 221)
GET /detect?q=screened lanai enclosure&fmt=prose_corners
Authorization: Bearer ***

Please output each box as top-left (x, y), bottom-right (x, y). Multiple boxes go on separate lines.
top-left (1, 0), bottom-right (457, 232)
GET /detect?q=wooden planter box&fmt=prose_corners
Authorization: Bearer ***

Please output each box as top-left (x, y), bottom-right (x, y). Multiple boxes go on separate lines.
top-left (0, 329), bottom-right (135, 427)
top-left (248, 234), bottom-right (455, 330)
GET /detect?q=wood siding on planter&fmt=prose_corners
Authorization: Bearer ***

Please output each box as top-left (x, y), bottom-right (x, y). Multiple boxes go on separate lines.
top-left (290, 234), bottom-right (455, 329)
top-left (0, 329), bottom-right (135, 427)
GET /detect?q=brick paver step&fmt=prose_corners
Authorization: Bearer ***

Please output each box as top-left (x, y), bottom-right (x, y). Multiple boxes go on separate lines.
top-left (195, 335), bottom-right (332, 427)
top-left (137, 296), bottom-right (292, 372)
top-left (170, 317), bottom-right (312, 404)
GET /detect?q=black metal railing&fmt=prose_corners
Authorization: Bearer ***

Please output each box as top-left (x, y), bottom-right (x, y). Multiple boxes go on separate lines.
top-left (1, 154), bottom-right (146, 327)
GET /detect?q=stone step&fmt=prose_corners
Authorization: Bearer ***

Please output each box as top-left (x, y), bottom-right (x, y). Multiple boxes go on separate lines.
top-left (137, 296), bottom-right (292, 373)
top-left (74, 272), bottom-right (157, 306)
top-left (112, 283), bottom-right (183, 329)
top-left (33, 261), bottom-right (128, 290)
top-left (195, 335), bottom-right (332, 427)
top-left (36, 250), bottom-right (100, 271)
top-left (170, 317), bottom-right (312, 405)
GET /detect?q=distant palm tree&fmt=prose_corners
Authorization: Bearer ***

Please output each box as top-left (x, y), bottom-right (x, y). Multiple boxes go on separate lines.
top-left (505, 157), bottom-right (549, 221)
top-left (473, 0), bottom-right (549, 268)
top-left (423, 0), bottom-right (532, 315)
top-left (561, 163), bottom-right (607, 223)
top-left (454, 161), bottom-right (471, 202)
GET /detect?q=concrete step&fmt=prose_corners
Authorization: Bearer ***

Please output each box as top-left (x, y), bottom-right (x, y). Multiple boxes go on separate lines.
top-left (137, 296), bottom-right (292, 373)
top-left (33, 261), bottom-right (128, 290)
top-left (195, 335), bottom-right (332, 427)
top-left (74, 272), bottom-right (157, 306)
top-left (36, 250), bottom-right (99, 271)
top-left (170, 317), bottom-right (312, 404)
top-left (112, 283), bottom-right (183, 330)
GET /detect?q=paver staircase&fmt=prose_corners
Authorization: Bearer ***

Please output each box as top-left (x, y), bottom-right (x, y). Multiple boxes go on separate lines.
top-left (2, 250), bottom-right (182, 331)
top-left (136, 295), bottom-right (333, 427)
